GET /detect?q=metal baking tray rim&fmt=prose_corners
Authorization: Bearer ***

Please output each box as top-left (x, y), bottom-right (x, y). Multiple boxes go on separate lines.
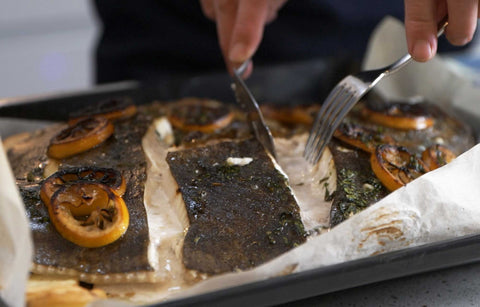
top-left (1, 60), bottom-right (479, 306)
top-left (157, 232), bottom-right (480, 307)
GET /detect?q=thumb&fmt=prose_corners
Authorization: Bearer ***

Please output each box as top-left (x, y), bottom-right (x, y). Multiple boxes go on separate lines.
top-left (404, 0), bottom-right (438, 62)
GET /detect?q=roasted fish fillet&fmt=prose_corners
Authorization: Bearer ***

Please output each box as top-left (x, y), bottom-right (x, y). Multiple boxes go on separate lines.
top-left (5, 108), bottom-right (158, 282)
top-left (4, 99), bottom-right (332, 292)
top-left (167, 138), bottom-right (306, 274)
top-left (5, 96), bottom-right (472, 304)
top-left (329, 99), bottom-right (475, 226)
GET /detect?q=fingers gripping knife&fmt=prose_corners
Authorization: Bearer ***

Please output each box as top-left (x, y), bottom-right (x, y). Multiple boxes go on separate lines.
top-left (231, 60), bottom-right (277, 158)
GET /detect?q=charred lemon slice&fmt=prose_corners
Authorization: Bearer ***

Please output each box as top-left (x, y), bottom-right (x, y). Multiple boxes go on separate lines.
top-left (40, 167), bottom-right (126, 206)
top-left (49, 182), bottom-right (129, 248)
top-left (371, 144), bottom-right (429, 191)
top-left (47, 117), bottom-right (114, 159)
top-left (69, 97), bottom-right (137, 125)
top-left (421, 144), bottom-right (456, 171)
top-left (334, 122), bottom-right (395, 153)
top-left (361, 101), bottom-right (434, 130)
top-left (168, 98), bottom-right (234, 133)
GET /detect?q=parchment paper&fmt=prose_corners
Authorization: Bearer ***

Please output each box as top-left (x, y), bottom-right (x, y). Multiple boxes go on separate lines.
top-left (362, 17), bottom-right (480, 119)
top-left (166, 17), bottom-right (480, 301)
top-left (2, 17), bottom-right (480, 306)
top-left (0, 140), bottom-right (33, 307)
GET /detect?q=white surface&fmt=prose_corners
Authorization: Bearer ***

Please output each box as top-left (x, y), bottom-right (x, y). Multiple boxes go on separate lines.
top-left (0, 0), bottom-right (98, 99)
top-left (0, 141), bottom-right (33, 307)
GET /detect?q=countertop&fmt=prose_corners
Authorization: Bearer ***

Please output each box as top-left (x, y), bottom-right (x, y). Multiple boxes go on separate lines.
top-left (282, 261), bottom-right (480, 307)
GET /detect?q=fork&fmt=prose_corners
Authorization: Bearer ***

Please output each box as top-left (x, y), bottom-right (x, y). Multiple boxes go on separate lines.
top-left (304, 18), bottom-right (449, 164)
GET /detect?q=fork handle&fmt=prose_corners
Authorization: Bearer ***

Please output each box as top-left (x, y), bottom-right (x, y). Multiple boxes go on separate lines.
top-left (436, 15), bottom-right (449, 37)
top-left (384, 16), bottom-right (449, 77)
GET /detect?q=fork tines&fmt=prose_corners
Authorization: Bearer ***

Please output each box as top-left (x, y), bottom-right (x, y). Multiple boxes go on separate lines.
top-left (302, 19), bottom-right (450, 165)
top-left (304, 77), bottom-right (364, 164)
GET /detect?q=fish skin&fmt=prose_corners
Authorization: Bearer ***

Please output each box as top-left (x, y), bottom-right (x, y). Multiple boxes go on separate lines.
top-left (167, 138), bottom-right (306, 274)
top-left (7, 108), bottom-right (157, 277)
top-left (329, 101), bottom-right (475, 227)
top-left (328, 139), bottom-right (388, 227)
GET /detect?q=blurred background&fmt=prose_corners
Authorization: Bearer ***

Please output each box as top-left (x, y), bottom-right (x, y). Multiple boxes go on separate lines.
top-left (1, 1), bottom-right (480, 100)
top-left (0, 1), bottom-right (97, 98)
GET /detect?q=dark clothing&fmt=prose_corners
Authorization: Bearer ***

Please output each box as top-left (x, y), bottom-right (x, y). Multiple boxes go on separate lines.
top-left (93, 1), bottom-right (463, 84)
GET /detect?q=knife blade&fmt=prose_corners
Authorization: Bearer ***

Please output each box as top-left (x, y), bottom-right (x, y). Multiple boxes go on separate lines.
top-left (231, 60), bottom-right (276, 158)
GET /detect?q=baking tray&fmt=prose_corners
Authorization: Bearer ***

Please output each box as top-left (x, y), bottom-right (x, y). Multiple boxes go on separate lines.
top-left (1, 59), bottom-right (480, 307)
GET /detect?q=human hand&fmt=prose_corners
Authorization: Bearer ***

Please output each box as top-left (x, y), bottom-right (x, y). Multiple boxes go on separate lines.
top-left (200, 0), bottom-right (287, 77)
top-left (405, 0), bottom-right (479, 62)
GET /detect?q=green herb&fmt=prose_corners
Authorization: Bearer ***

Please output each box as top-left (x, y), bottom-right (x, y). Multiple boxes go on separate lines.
top-left (408, 155), bottom-right (426, 172)
top-left (217, 164), bottom-right (240, 180)
top-left (436, 147), bottom-right (447, 166)
top-left (337, 168), bottom-right (384, 219)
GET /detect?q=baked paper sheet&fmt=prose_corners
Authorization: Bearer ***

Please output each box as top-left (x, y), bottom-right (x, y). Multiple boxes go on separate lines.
top-left (167, 17), bottom-right (480, 301)
top-left (362, 17), bottom-right (480, 119)
top-left (0, 140), bottom-right (33, 307)
top-left (2, 17), bottom-right (480, 306)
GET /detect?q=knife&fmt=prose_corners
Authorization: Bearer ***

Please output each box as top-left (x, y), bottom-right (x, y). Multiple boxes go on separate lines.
top-left (231, 60), bottom-right (277, 158)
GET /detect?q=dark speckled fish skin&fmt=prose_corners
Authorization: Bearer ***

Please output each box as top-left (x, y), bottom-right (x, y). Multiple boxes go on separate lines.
top-left (328, 139), bottom-right (389, 227)
top-left (7, 106), bottom-right (164, 276)
top-left (167, 138), bottom-right (306, 274)
top-left (329, 101), bottom-right (475, 227)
